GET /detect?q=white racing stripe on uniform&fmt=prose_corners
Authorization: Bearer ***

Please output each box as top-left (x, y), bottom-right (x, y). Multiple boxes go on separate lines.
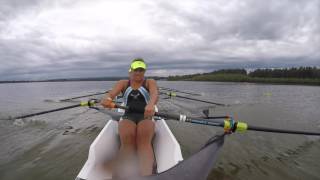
top-left (123, 87), bottom-right (133, 106)
top-left (139, 86), bottom-right (150, 104)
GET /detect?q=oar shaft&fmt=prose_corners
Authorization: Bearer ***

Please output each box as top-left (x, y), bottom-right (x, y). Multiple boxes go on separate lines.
top-left (112, 105), bottom-right (320, 136)
top-left (159, 87), bottom-right (201, 96)
top-left (155, 112), bottom-right (225, 125)
top-left (154, 112), bottom-right (179, 120)
top-left (161, 92), bottom-right (227, 106)
top-left (13, 104), bottom-right (81, 119)
top-left (188, 119), bottom-right (224, 127)
top-left (206, 116), bottom-right (230, 119)
top-left (248, 125), bottom-right (320, 136)
top-left (154, 111), bottom-right (320, 136)
top-left (60, 91), bottom-right (108, 101)
top-left (188, 119), bottom-right (320, 136)
top-left (177, 95), bottom-right (227, 106)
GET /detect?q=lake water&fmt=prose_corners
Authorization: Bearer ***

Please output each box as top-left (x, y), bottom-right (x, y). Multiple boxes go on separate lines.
top-left (0, 81), bottom-right (319, 180)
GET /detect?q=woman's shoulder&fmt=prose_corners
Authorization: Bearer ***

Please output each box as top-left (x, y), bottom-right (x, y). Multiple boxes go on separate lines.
top-left (145, 78), bottom-right (156, 83)
top-left (146, 78), bottom-right (156, 82)
top-left (145, 79), bottom-right (157, 89)
top-left (117, 80), bottom-right (130, 89)
top-left (119, 79), bottom-right (129, 84)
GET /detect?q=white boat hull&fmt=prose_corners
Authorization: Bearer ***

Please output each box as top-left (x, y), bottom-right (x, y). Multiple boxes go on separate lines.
top-left (76, 119), bottom-right (183, 180)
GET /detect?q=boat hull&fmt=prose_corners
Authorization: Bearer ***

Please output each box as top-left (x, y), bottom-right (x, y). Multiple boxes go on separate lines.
top-left (76, 119), bottom-right (183, 180)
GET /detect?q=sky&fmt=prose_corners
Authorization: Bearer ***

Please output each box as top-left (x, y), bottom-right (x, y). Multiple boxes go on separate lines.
top-left (0, 0), bottom-right (319, 80)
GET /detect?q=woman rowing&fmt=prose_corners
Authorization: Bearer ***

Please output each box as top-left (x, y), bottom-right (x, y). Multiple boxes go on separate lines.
top-left (101, 58), bottom-right (158, 177)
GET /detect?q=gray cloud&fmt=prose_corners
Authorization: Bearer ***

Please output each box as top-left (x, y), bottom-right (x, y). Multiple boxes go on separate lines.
top-left (0, 0), bottom-right (319, 80)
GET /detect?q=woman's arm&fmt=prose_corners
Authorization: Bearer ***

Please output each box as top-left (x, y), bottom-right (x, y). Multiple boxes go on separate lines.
top-left (144, 79), bottom-right (158, 119)
top-left (147, 79), bottom-right (158, 106)
top-left (106, 80), bottom-right (127, 99)
top-left (101, 80), bottom-right (126, 108)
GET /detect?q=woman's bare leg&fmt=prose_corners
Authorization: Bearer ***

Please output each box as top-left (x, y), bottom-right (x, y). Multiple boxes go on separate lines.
top-left (115, 119), bottom-right (137, 177)
top-left (137, 119), bottom-right (155, 176)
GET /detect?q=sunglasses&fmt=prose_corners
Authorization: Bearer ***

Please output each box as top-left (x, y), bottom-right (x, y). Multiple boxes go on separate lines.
top-left (133, 68), bottom-right (145, 72)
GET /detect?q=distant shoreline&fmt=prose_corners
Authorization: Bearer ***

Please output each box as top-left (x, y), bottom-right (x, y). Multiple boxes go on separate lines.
top-left (0, 76), bottom-right (167, 84)
top-left (2, 76), bottom-right (320, 86)
top-left (167, 74), bottom-right (320, 86)
top-left (2, 67), bottom-right (320, 86)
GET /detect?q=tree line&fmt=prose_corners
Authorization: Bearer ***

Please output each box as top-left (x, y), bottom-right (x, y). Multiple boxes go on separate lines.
top-left (216, 67), bottom-right (320, 79)
top-left (168, 67), bottom-right (320, 80)
top-left (249, 67), bottom-right (320, 79)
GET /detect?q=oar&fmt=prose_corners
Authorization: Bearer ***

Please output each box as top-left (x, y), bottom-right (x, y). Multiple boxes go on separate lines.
top-left (59, 90), bottom-right (109, 102)
top-left (159, 87), bottom-right (201, 96)
top-left (59, 86), bottom-right (196, 102)
top-left (58, 86), bottom-right (198, 102)
top-left (155, 112), bottom-right (320, 136)
top-left (7, 100), bottom-right (98, 120)
top-left (160, 92), bottom-right (229, 107)
top-left (113, 104), bottom-right (320, 136)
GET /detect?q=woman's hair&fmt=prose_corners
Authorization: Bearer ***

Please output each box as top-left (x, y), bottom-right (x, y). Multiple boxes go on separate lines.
top-left (132, 58), bottom-right (145, 63)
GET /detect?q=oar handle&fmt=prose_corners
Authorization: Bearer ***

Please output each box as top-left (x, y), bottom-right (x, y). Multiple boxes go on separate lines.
top-left (154, 112), bottom-right (180, 120)
top-left (115, 104), bottom-right (129, 111)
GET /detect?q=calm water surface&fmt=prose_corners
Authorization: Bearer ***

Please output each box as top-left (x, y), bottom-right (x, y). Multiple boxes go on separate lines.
top-left (0, 81), bottom-right (319, 180)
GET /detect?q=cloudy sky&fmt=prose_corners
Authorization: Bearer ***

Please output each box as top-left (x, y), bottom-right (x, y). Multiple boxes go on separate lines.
top-left (0, 0), bottom-right (319, 80)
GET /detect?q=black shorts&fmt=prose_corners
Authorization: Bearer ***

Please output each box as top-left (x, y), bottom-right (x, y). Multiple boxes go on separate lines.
top-left (121, 112), bottom-right (154, 124)
top-left (122, 112), bottom-right (145, 124)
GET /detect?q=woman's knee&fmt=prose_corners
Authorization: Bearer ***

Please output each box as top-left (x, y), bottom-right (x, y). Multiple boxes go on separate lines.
top-left (121, 133), bottom-right (136, 146)
top-left (119, 120), bottom-right (137, 146)
top-left (137, 138), bottom-right (152, 151)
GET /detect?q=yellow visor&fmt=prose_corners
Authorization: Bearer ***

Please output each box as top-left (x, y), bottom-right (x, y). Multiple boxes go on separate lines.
top-left (130, 61), bottom-right (146, 71)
